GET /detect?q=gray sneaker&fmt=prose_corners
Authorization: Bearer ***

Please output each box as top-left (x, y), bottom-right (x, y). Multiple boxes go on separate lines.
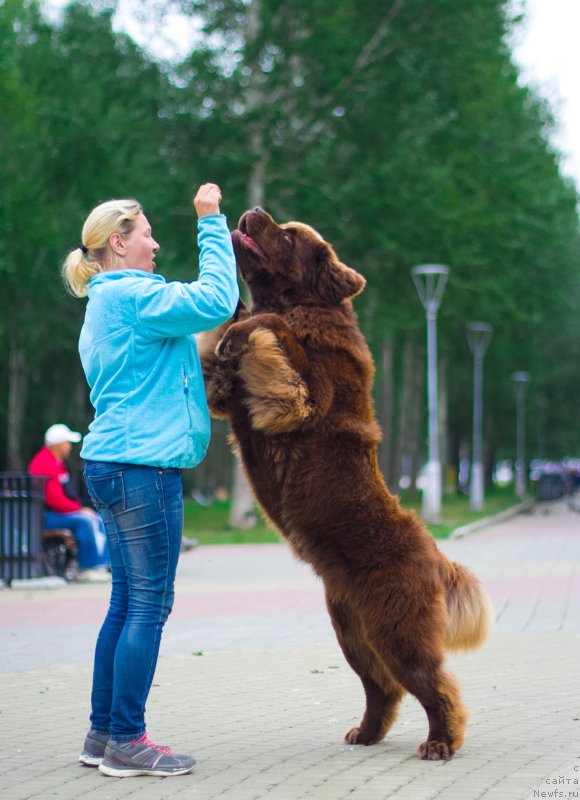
top-left (98, 732), bottom-right (196, 777)
top-left (79, 729), bottom-right (111, 766)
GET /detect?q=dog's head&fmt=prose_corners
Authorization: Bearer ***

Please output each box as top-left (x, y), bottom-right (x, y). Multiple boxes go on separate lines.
top-left (231, 208), bottom-right (365, 310)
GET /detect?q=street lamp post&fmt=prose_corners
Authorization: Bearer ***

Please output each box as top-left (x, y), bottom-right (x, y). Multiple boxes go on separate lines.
top-left (466, 322), bottom-right (493, 511)
top-left (512, 371), bottom-right (530, 500)
top-left (411, 264), bottom-right (449, 523)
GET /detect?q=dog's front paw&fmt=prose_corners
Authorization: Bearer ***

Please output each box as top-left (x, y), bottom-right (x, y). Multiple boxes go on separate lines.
top-left (416, 740), bottom-right (452, 761)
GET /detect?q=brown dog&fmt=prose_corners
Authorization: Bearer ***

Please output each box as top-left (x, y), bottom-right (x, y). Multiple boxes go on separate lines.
top-left (197, 208), bottom-right (494, 761)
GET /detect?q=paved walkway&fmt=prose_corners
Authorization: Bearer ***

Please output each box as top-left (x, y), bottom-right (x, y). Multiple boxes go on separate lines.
top-left (1, 498), bottom-right (579, 799)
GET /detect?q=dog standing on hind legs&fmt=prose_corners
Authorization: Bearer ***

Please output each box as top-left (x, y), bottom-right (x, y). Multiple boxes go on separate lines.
top-left (324, 549), bottom-right (486, 759)
top-left (197, 207), bottom-right (495, 760)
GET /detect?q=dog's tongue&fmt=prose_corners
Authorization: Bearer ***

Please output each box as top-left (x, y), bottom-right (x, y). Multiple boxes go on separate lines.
top-left (234, 231), bottom-right (265, 258)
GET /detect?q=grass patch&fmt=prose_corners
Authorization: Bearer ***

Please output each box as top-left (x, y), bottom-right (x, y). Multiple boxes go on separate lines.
top-left (183, 500), bottom-right (279, 545)
top-left (183, 486), bottom-right (520, 545)
top-left (399, 486), bottom-right (520, 538)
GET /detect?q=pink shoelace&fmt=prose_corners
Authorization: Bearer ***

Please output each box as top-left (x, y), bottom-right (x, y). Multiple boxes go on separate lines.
top-left (132, 732), bottom-right (173, 755)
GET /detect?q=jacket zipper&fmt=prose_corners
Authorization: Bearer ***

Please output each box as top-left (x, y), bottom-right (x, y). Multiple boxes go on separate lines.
top-left (183, 372), bottom-right (193, 429)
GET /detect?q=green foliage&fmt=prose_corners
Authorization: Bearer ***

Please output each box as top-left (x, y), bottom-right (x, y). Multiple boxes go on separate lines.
top-left (175, 0), bottom-right (580, 460)
top-left (1, 0), bottom-right (579, 472)
top-left (0, 0), bottom-right (189, 460)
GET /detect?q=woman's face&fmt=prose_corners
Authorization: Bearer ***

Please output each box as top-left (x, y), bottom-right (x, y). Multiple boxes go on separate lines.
top-left (119, 213), bottom-right (160, 272)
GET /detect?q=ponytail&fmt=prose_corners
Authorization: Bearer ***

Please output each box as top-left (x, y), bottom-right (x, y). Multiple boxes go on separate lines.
top-left (62, 247), bottom-right (103, 298)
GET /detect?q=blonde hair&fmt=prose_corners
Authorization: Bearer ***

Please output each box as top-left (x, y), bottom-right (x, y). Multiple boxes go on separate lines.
top-left (62, 199), bottom-right (143, 297)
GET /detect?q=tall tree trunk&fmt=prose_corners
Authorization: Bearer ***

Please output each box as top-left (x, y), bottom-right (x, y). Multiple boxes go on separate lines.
top-left (411, 342), bottom-right (425, 487)
top-left (378, 336), bottom-right (393, 487)
top-left (229, 457), bottom-right (257, 529)
top-left (69, 374), bottom-right (90, 490)
top-left (228, 0), bottom-right (264, 529)
top-left (395, 337), bottom-right (414, 490)
top-left (395, 337), bottom-right (424, 491)
top-left (228, 139), bottom-right (266, 526)
top-left (7, 338), bottom-right (27, 470)
top-left (439, 356), bottom-right (450, 491)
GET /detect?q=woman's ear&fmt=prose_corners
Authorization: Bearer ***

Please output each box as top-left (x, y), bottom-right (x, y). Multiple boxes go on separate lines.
top-left (316, 245), bottom-right (366, 304)
top-left (109, 232), bottom-right (125, 256)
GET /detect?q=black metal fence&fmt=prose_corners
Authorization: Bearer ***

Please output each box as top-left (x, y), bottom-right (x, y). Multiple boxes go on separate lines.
top-left (0, 472), bottom-right (46, 582)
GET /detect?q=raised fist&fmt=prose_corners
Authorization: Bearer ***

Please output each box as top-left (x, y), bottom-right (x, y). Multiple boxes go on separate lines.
top-left (193, 183), bottom-right (222, 218)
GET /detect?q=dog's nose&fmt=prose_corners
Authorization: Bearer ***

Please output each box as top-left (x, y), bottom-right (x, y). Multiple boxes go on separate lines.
top-left (253, 206), bottom-right (264, 214)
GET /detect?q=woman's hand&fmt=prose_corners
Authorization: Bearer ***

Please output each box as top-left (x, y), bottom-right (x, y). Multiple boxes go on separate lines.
top-left (193, 183), bottom-right (222, 218)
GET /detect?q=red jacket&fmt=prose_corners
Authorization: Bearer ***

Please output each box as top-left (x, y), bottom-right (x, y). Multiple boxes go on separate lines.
top-left (28, 446), bottom-right (82, 514)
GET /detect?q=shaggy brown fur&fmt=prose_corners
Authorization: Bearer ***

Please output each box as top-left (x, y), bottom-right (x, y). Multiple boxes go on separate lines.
top-left (197, 208), bottom-right (494, 761)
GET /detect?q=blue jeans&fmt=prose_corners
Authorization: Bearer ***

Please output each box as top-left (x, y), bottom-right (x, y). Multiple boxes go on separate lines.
top-left (44, 510), bottom-right (104, 571)
top-left (83, 461), bottom-right (183, 740)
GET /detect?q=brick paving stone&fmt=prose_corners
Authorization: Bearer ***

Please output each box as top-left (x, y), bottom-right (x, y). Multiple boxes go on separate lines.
top-left (1, 500), bottom-right (580, 799)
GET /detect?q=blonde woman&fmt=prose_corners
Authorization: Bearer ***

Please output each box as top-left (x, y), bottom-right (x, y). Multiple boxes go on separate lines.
top-left (64, 184), bottom-right (238, 777)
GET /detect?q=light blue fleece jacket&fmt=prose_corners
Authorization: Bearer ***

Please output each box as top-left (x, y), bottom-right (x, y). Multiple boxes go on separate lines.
top-left (79, 214), bottom-right (239, 468)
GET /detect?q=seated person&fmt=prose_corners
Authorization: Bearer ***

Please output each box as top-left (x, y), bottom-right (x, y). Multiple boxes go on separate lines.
top-left (29, 423), bottom-right (110, 583)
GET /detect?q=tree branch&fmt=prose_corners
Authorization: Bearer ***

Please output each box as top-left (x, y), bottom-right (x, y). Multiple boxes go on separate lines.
top-left (306, 0), bottom-right (408, 117)
top-left (355, 0), bottom-right (407, 70)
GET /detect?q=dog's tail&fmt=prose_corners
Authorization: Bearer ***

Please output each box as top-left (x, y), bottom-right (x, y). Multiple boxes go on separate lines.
top-left (441, 556), bottom-right (495, 651)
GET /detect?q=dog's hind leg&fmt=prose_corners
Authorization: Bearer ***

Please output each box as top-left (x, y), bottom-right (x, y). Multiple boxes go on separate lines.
top-left (415, 668), bottom-right (467, 761)
top-left (390, 659), bottom-right (467, 760)
top-left (364, 614), bottom-right (468, 760)
top-left (326, 593), bottom-right (405, 746)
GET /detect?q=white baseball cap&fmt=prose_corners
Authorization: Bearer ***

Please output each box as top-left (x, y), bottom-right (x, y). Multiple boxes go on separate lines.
top-left (44, 423), bottom-right (82, 446)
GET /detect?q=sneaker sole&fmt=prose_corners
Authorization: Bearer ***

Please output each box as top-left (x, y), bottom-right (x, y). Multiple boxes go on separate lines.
top-left (98, 762), bottom-right (195, 777)
top-left (79, 754), bottom-right (103, 767)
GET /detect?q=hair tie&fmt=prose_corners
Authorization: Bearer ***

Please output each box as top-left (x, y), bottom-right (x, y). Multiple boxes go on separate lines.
top-left (79, 244), bottom-right (88, 255)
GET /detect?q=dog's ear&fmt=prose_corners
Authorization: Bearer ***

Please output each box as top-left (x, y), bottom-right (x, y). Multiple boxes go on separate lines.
top-left (316, 245), bottom-right (366, 304)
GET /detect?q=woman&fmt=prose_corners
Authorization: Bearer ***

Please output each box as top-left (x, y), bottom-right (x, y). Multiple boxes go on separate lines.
top-left (63, 184), bottom-right (238, 777)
